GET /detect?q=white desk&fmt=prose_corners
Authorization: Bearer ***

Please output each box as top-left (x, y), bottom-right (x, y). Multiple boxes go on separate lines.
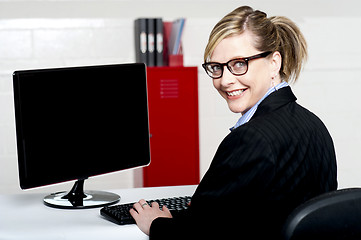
top-left (0, 185), bottom-right (197, 240)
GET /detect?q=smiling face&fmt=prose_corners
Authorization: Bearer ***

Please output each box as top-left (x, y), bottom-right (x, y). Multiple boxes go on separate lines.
top-left (210, 31), bottom-right (281, 114)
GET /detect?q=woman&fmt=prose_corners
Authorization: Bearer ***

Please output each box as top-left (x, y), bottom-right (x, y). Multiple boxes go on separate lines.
top-left (130, 6), bottom-right (337, 239)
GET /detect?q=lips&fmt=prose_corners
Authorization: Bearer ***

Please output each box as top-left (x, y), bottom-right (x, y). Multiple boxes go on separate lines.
top-left (226, 88), bottom-right (247, 97)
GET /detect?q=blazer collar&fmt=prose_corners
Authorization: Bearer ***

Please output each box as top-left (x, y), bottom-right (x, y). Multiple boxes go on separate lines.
top-left (252, 86), bottom-right (297, 119)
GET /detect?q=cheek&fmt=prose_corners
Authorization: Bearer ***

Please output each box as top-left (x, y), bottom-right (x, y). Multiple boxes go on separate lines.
top-left (245, 69), bottom-right (270, 93)
top-left (212, 80), bottom-right (222, 94)
top-left (212, 79), bottom-right (219, 90)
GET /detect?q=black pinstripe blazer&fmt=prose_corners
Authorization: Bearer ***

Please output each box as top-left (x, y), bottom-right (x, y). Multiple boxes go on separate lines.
top-left (150, 86), bottom-right (337, 239)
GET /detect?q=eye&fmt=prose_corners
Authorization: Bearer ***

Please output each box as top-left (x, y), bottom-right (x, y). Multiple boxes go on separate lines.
top-left (207, 64), bottom-right (222, 73)
top-left (232, 60), bottom-right (246, 69)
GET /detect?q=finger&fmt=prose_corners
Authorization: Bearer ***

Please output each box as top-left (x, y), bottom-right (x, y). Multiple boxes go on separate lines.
top-left (162, 205), bottom-right (171, 214)
top-left (133, 202), bottom-right (144, 213)
top-left (139, 199), bottom-right (150, 209)
top-left (150, 201), bottom-right (159, 208)
top-left (129, 208), bottom-right (138, 219)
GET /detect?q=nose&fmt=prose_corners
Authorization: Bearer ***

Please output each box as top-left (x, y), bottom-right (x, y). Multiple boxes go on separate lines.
top-left (219, 66), bottom-right (236, 87)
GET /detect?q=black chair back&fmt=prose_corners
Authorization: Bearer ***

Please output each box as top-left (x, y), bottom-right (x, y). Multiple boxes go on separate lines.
top-left (282, 188), bottom-right (361, 240)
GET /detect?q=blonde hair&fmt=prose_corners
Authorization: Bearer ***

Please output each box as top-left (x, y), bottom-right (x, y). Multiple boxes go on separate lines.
top-left (204, 6), bottom-right (307, 83)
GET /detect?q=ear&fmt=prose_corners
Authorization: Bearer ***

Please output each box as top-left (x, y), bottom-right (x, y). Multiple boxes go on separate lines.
top-left (269, 51), bottom-right (282, 79)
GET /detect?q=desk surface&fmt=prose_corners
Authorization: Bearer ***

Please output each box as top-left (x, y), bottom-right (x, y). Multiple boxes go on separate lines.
top-left (0, 185), bottom-right (197, 240)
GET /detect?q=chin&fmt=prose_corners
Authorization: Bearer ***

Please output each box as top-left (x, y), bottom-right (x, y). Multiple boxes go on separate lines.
top-left (225, 96), bottom-right (248, 114)
top-left (228, 104), bottom-right (245, 114)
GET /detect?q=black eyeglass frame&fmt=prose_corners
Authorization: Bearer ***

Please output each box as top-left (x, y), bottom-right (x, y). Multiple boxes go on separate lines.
top-left (202, 51), bottom-right (273, 79)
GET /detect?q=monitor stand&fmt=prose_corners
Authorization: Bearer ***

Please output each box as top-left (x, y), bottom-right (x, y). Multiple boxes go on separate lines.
top-left (43, 178), bottom-right (120, 209)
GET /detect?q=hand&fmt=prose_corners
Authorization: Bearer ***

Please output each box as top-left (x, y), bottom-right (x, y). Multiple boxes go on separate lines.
top-left (130, 199), bottom-right (173, 235)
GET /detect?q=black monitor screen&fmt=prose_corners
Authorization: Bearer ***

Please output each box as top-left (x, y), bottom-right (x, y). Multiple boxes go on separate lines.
top-left (13, 63), bottom-right (150, 190)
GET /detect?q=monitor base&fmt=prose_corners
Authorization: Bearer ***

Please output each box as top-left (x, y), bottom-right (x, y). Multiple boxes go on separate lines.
top-left (43, 179), bottom-right (120, 209)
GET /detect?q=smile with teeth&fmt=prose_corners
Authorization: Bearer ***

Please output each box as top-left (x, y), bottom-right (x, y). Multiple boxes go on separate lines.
top-left (226, 89), bottom-right (246, 96)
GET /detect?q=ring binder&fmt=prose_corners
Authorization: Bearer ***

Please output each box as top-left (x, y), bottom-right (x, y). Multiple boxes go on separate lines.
top-left (134, 17), bottom-right (185, 67)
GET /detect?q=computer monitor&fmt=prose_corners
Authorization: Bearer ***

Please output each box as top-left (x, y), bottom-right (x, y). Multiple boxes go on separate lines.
top-left (13, 63), bottom-right (150, 209)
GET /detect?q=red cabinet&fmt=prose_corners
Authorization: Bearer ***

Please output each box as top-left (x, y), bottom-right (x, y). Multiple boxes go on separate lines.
top-left (144, 67), bottom-right (199, 187)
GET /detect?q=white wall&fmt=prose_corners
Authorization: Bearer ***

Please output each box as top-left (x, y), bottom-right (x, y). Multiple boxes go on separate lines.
top-left (1, 0), bottom-right (361, 194)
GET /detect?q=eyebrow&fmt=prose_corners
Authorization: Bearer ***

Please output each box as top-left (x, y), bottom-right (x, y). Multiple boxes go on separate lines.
top-left (209, 56), bottom-right (246, 63)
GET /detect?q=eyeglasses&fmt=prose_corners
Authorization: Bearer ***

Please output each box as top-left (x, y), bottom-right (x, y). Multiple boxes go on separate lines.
top-left (202, 51), bottom-right (272, 79)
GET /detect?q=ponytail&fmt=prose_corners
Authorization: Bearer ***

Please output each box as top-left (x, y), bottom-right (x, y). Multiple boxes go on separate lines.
top-left (204, 6), bottom-right (308, 83)
top-left (268, 16), bottom-right (308, 83)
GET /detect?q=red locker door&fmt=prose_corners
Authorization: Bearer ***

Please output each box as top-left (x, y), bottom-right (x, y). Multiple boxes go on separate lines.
top-left (144, 67), bottom-right (199, 187)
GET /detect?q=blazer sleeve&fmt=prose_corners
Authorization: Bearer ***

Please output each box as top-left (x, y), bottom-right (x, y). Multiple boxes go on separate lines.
top-left (150, 126), bottom-right (279, 239)
top-left (150, 215), bottom-right (194, 240)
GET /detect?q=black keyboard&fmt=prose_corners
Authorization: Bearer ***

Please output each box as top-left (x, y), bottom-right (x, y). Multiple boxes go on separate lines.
top-left (100, 196), bottom-right (192, 225)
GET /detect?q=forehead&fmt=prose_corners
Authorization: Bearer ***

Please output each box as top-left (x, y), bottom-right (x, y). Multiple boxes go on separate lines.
top-left (210, 32), bottom-right (258, 62)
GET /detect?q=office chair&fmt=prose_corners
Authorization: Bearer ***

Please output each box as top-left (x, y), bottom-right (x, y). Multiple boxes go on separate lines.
top-left (282, 188), bottom-right (361, 240)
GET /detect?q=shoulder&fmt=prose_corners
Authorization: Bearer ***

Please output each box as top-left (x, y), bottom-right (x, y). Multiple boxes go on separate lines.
top-left (237, 101), bottom-right (334, 154)
top-left (251, 100), bottom-right (329, 134)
